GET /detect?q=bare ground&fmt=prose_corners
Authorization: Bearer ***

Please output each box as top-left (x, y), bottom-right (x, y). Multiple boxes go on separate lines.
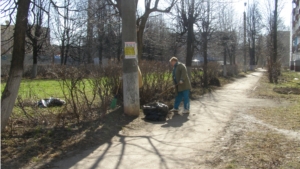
top-left (5, 69), bottom-right (299, 169)
top-left (205, 70), bottom-right (300, 169)
top-left (34, 68), bottom-right (300, 169)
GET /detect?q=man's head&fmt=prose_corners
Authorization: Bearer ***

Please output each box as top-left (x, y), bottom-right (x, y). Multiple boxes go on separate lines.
top-left (169, 57), bottom-right (178, 67)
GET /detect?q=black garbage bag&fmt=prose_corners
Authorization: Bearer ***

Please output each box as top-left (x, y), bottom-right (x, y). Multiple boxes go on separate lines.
top-left (37, 97), bottom-right (66, 108)
top-left (142, 102), bottom-right (169, 121)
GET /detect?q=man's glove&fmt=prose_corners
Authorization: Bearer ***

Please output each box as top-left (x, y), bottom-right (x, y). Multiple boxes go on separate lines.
top-left (179, 80), bottom-right (183, 84)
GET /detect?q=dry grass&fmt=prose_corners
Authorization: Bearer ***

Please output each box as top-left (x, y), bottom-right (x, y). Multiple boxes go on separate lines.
top-left (249, 70), bottom-right (300, 130)
top-left (207, 70), bottom-right (300, 169)
top-left (1, 107), bottom-right (137, 169)
top-left (222, 128), bottom-right (300, 169)
top-left (250, 104), bottom-right (300, 131)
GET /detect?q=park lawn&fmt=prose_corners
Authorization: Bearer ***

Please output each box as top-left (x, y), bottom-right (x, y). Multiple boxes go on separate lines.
top-left (276, 70), bottom-right (300, 88)
top-left (1, 79), bottom-right (66, 99)
top-left (1, 79), bottom-right (62, 99)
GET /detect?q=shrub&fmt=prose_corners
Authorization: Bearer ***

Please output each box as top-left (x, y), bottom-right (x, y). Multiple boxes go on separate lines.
top-left (191, 68), bottom-right (203, 87)
top-left (225, 64), bottom-right (239, 76)
top-left (207, 62), bottom-right (221, 80)
top-left (57, 65), bottom-right (122, 124)
top-left (191, 62), bottom-right (222, 87)
top-left (139, 61), bottom-right (173, 105)
top-left (267, 58), bottom-right (281, 83)
top-left (8, 60), bottom-right (228, 128)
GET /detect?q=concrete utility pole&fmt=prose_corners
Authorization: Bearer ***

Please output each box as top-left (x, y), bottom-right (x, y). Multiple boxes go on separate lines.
top-left (122, 0), bottom-right (140, 116)
top-left (243, 2), bottom-right (247, 72)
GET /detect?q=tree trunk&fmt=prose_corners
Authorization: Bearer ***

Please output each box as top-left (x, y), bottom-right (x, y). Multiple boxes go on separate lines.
top-left (137, 15), bottom-right (149, 61)
top-left (229, 45), bottom-right (233, 65)
top-left (31, 3), bottom-right (42, 78)
top-left (186, 15), bottom-right (194, 79)
top-left (273, 0), bottom-right (278, 63)
top-left (117, 17), bottom-right (122, 62)
top-left (86, 0), bottom-right (93, 64)
top-left (1, 0), bottom-right (31, 131)
top-left (253, 35), bottom-right (256, 65)
top-left (203, 32), bottom-right (209, 87)
top-left (232, 45), bottom-right (236, 65)
top-left (32, 41), bottom-right (38, 78)
top-left (271, 0), bottom-right (278, 83)
top-left (137, 28), bottom-right (144, 60)
top-left (243, 10), bottom-right (247, 72)
top-left (223, 44), bottom-right (227, 76)
top-left (60, 40), bottom-right (65, 65)
top-left (232, 44), bottom-right (236, 75)
top-left (98, 31), bottom-right (103, 65)
top-left (32, 64), bottom-right (37, 78)
top-left (64, 44), bottom-right (69, 65)
top-left (249, 36), bottom-right (255, 70)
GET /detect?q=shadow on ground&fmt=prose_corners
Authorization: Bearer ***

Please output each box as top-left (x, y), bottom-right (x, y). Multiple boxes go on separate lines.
top-left (1, 107), bottom-right (137, 169)
top-left (161, 114), bottom-right (189, 128)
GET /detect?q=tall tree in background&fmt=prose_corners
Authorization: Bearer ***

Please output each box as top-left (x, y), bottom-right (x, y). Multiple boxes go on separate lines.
top-left (247, 1), bottom-right (262, 70)
top-left (265, 0), bottom-right (280, 83)
top-left (107, 0), bottom-right (176, 60)
top-left (143, 14), bottom-right (173, 60)
top-left (176, 0), bottom-right (201, 77)
top-left (216, 1), bottom-right (238, 76)
top-left (270, 0), bottom-right (279, 83)
top-left (198, 0), bottom-right (211, 87)
top-left (62, 0), bottom-right (71, 65)
top-left (26, 0), bottom-right (50, 78)
top-left (86, 0), bottom-right (94, 64)
top-left (52, 0), bottom-right (76, 65)
top-left (136, 0), bottom-right (176, 60)
top-left (96, 0), bottom-right (105, 64)
top-left (1, 0), bottom-right (31, 131)
top-left (273, 0), bottom-right (278, 64)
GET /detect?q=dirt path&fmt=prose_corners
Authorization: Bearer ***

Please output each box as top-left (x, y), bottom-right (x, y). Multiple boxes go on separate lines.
top-left (47, 69), bottom-right (277, 169)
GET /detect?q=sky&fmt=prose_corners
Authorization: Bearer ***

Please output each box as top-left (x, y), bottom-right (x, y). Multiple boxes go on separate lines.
top-left (0, 0), bottom-right (292, 27)
top-left (234, 0), bottom-right (291, 28)
top-left (0, 0), bottom-right (292, 33)
top-left (137, 0), bottom-right (292, 29)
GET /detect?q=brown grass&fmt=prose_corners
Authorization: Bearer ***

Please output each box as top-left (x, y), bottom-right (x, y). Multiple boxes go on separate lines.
top-left (222, 128), bottom-right (300, 169)
top-left (209, 70), bottom-right (300, 169)
top-left (249, 70), bottom-right (300, 130)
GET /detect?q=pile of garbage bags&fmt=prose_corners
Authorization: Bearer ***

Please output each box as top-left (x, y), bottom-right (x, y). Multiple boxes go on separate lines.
top-left (37, 97), bottom-right (66, 108)
top-left (142, 102), bottom-right (169, 121)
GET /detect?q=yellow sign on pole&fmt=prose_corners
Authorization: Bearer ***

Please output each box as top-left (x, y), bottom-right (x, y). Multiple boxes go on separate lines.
top-left (125, 42), bottom-right (137, 59)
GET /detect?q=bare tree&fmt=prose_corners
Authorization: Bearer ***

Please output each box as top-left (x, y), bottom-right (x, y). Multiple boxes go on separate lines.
top-left (1, 0), bottom-right (31, 131)
top-left (197, 0), bottom-right (216, 87)
top-left (86, 0), bottom-right (94, 64)
top-left (195, 0), bottom-right (219, 86)
top-left (143, 14), bottom-right (173, 60)
top-left (216, 1), bottom-right (238, 76)
top-left (51, 0), bottom-right (80, 65)
top-left (136, 0), bottom-right (176, 60)
top-left (26, 0), bottom-right (50, 78)
top-left (107, 0), bottom-right (176, 60)
top-left (263, 0), bottom-right (284, 83)
top-left (175, 0), bottom-right (202, 77)
top-left (247, 1), bottom-right (262, 70)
